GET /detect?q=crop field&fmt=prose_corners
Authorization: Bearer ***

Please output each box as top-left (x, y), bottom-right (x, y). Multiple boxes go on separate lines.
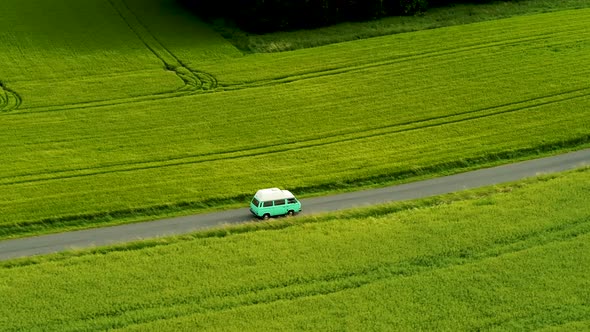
top-left (1, 168), bottom-right (589, 330)
top-left (1, 1), bottom-right (590, 237)
top-left (235, 0), bottom-right (590, 53)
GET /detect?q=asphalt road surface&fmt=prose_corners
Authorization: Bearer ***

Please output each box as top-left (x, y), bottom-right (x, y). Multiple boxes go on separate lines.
top-left (1, 148), bottom-right (589, 261)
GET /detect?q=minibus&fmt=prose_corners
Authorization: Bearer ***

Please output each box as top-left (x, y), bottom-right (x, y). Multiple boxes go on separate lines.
top-left (250, 188), bottom-right (302, 219)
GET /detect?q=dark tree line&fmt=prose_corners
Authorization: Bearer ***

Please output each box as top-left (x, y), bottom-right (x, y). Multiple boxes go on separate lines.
top-left (180, 0), bottom-right (498, 33)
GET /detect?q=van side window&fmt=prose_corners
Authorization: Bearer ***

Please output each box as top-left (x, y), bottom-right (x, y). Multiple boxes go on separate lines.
top-left (287, 198), bottom-right (297, 204)
top-left (274, 199), bottom-right (285, 206)
top-left (263, 201), bottom-right (273, 207)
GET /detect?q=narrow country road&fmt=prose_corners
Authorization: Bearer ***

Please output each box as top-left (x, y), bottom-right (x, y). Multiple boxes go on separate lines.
top-left (1, 149), bottom-right (589, 261)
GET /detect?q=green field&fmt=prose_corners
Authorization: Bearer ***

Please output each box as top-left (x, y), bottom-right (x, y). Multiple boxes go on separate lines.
top-left (1, 168), bottom-right (589, 330)
top-left (1, 1), bottom-right (590, 238)
top-left (230, 0), bottom-right (590, 53)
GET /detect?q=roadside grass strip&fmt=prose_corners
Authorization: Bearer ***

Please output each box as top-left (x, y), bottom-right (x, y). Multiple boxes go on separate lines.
top-left (1, 169), bottom-right (589, 331)
top-left (0, 8), bottom-right (590, 236)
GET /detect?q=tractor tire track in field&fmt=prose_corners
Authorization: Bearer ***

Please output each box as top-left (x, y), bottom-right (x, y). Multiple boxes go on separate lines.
top-left (215, 17), bottom-right (590, 90)
top-left (107, 0), bottom-right (216, 92)
top-left (219, 28), bottom-right (590, 91)
top-left (7, 17), bottom-right (590, 116)
top-left (2, 87), bottom-right (590, 187)
top-left (0, 81), bottom-right (21, 112)
top-left (0, 0), bottom-right (218, 116)
top-left (1, 0), bottom-right (219, 116)
top-left (53, 214), bottom-right (590, 329)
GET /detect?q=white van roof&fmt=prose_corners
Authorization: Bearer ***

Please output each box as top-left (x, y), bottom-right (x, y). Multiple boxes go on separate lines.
top-left (254, 188), bottom-right (296, 202)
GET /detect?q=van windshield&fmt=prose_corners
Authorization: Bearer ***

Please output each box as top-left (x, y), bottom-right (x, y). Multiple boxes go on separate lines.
top-left (252, 198), bottom-right (260, 207)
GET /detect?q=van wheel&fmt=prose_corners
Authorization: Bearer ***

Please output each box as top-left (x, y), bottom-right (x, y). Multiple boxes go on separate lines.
top-left (287, 210), bottom-right (294, 217)
top-left (263, 214), bottom-right (270, 220)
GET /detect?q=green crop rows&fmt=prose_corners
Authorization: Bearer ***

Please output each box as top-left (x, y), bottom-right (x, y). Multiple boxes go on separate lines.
top-left (1, 0), bottom-right (590, 237)
top-left (2, 168), bottom-right (589, 330)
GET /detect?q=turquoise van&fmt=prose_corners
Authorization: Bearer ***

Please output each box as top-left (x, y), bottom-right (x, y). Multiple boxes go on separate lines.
top-left (250, 188), bottom-right (302, 219)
